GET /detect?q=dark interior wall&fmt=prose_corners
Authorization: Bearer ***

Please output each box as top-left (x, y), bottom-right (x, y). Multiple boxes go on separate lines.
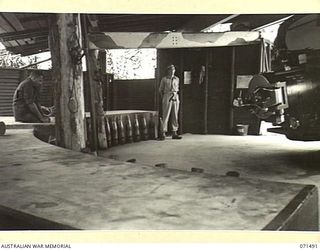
top-left (83, 71), bottom-right (156, 112)
top-left (180, 48), bottom-right (206, 134)
top-left (111, 79), bottom-right (156, 111)
top-left (207, 47), bottom-right (233, 134)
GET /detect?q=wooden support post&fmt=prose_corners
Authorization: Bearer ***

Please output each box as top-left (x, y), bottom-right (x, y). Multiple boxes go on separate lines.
top-left (179, 52), bottom-right (183, 134)
top-left (203, 49), bottom-right (209, 134)
top-left (88, 49), bottom-right (108, 149)
top-left (155, 50), bottom-right (161, 137)
top-left (98, 50), bottom-right (109, 111)
top-left (155, 50), bottom-right (160, 113)
top-left (98, 50), bottom-right (107, 74)
top-left (48, 14), bottom-right (86, 151)
top-left (229, 47), bottom-right (236, 134)
top-left (81, 14), bottom-right (99, 154)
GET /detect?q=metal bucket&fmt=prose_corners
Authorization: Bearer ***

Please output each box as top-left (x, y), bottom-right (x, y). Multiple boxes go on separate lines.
top-left (236, 124), bottom-right (249, 136)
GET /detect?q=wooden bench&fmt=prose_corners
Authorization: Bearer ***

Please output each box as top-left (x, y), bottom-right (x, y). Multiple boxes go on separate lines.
top-left (0, 116), bottom-right (54, 128)
top-left (0, 116), bottom-right (54, 137)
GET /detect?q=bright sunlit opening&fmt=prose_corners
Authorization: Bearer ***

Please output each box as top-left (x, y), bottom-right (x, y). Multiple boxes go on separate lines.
top-left (106, 49), bottom-right (157, 80)
top-left (204, 23), bottom-right (232, 32)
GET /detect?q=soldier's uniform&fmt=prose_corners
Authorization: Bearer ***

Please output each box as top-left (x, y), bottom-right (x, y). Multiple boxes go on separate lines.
top-left (13, 78), bottom-right (42, 123)
top-left (159, 74), bottom-right (180, 134)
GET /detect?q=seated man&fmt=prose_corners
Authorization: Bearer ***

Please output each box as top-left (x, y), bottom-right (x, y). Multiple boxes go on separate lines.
top-left (13, 71), bottom-right (50, 123)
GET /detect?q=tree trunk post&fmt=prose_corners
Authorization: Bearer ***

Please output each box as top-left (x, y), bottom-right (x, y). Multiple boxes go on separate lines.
top-left (88, 49), bottom-right (108, 149)
top-left (48, 14), bottom-right (86, 151)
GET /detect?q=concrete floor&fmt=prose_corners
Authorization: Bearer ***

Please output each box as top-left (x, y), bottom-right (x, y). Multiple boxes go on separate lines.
top-left (0, 129), bottom-right (318, 230)
top-left (100, 133), bottom-right (320, 187)
top-left (0, 130), bottom-right (318, 230)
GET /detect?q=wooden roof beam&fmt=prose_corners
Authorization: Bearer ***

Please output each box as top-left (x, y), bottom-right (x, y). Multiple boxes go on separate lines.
top-left (12, 47), bottom-right (49, 56)
top-left (18, 14), bottom-right (48, 23)
top-left (0, 28), bottom-right (48, 42)
top-left (15, 48), bottom-right (49, 56)
top-left (2, 13), bottom-right (24, 31)
top-left (8, 41), bottom-right (48, 56)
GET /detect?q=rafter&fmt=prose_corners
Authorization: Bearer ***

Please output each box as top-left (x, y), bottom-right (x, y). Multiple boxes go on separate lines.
top-left (8, 41), bottom-right (48, 56)
top-left (0, 28), bottom-right (48, 42)
top-left (18, 14), bottom-right (48, 23)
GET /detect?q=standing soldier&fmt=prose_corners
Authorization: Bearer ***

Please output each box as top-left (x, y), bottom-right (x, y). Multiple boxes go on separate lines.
top-left (159, 64), bottom-right (182, 140)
